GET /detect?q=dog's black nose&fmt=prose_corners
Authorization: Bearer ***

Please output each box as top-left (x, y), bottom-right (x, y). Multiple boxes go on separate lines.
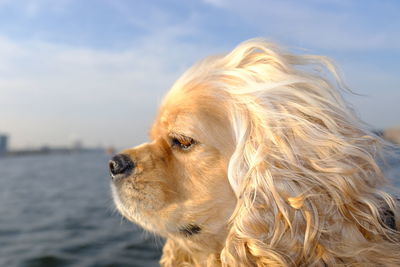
top-left (109, 154), bottom-right (135, 178)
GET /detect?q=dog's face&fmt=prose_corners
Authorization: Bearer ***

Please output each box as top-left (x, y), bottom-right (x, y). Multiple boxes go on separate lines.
top-left (110, 86), bottom-right (237, 249)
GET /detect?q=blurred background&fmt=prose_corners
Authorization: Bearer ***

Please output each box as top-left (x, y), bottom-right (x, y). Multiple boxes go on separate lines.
top-left (0, 0), bottom-right (399, 266)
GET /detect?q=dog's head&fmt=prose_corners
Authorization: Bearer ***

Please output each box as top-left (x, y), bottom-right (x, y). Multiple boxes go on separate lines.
top-left (110, 59), bottom-right (237, 252)
top-left (110, 39), bottom-right (399, 265)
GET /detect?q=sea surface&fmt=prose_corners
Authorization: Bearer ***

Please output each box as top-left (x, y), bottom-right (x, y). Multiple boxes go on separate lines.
top-left (0, 150), bottom-right (399, 267)
top-left (0, 152), bottom-right (163, 267)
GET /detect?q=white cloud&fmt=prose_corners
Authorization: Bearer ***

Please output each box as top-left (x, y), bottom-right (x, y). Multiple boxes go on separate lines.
top-left (0, 30), bottom-right (220, 149)
top-left (0, 1), bottom-right (230, 149)
top-left (1, 0), bottom-right (399, 150)
top-left (202, 0), bottom-right (400, 51)
top-left (202, 0), bottom-right (227, 8)
top-left (0, 0), bottom-right (71, 19)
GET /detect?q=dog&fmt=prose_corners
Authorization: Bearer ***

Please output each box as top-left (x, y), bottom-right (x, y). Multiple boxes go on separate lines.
top-left (109, 39), bottom-right (400, 266)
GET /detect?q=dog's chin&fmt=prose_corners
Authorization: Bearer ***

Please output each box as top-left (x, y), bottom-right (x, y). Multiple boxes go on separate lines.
top-left (110, 179), bottom-right (164, 233)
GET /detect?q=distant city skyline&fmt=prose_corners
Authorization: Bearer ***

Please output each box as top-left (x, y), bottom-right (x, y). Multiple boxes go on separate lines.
top-left (0, 134), bottom-right (7, 154)
top-left (0, 0), bottom-right (399, 149)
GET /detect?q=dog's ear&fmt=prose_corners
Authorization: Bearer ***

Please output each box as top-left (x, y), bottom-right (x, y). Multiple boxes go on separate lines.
top-left (218, 40), bottom-right (400, 266)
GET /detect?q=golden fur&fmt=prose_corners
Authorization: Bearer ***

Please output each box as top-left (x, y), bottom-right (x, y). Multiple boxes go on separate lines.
top-left (111, 39), bottom-right (400, 266)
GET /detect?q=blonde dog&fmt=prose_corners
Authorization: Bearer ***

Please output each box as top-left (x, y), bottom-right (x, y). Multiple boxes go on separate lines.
top-left (109, 39), bottom-right (400, 266)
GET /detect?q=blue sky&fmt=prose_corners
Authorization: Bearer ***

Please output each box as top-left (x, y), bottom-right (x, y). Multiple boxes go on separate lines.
top-left (0, 0), bottom-right (399, 149)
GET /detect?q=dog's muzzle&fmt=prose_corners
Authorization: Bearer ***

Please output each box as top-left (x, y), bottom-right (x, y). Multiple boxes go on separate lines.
top-left (109, 154), bottom-right (135, 179)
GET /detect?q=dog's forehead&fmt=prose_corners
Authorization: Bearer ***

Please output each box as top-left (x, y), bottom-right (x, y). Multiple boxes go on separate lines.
top-left (151, 107), bottom-right (202, 139)
top-left (149, 84), bottom-right (234, 146)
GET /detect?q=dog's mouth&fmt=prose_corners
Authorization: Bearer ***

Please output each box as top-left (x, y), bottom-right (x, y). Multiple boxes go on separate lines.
top-left (108, 153), bottom-right (142, 212)
top-left (109, 153), bottom-right (167, 214)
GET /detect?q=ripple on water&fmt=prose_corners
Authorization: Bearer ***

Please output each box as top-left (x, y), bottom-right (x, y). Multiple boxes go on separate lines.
top-left (0, 150), bottom-right (398, 266)
top-left (21, 255), bottom-right (74, 267)
top-left (0, 152), bottom-right (162, 267)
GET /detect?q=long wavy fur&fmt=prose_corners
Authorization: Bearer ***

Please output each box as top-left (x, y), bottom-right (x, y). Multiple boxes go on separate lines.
top-left (169, 39), bottom-right (400, 266)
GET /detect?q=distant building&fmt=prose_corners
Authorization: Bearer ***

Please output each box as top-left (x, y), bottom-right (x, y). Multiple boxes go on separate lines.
top-left (72, 140), bottom-right (83, 151)
top-left (0, 134), bottom-right (8, 155)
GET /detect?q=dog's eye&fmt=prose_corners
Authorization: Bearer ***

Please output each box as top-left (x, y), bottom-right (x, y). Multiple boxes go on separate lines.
top-left (170, 135), bottom-right (196, 151)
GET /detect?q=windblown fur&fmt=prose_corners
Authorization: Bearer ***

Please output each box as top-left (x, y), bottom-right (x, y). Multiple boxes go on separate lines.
top-left (112, 39), bottom-right (400, 266)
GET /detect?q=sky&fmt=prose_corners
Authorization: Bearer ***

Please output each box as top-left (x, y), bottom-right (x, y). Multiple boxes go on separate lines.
top-left (0, 0), bottom-right (399, 149)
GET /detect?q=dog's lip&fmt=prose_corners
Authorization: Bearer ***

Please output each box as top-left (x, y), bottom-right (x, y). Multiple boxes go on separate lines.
top-left (109, 172), bottom-right (130, 181)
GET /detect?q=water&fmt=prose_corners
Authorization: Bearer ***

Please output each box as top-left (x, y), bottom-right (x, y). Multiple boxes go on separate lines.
top-left (0, 150), bottom-right (399, 267)
top-left (0, 152), bottom-right (163, 267)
